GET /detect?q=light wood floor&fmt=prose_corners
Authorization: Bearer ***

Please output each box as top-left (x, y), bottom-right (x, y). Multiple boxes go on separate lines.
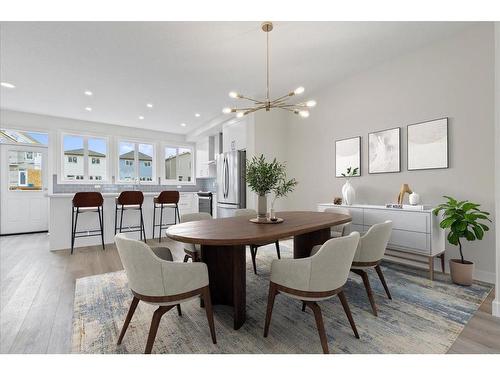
top-left (1, 232), bottom-right (499, 354)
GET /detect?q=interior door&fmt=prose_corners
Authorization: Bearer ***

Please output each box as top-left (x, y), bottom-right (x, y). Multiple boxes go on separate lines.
top-left (0, 144), bottom-right (49, 234)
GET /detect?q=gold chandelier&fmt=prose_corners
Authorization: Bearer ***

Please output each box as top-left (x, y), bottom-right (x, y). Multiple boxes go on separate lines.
top-left (222, 22), bottom-right (316, 119)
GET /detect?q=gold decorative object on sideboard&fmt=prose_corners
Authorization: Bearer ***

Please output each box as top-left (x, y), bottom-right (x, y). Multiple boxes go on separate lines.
top-left (396, 184), bottom-right (413, 205)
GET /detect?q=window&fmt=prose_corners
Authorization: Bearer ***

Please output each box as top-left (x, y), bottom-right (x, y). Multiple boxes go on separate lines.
top-left (118, 141), bottom-right (155, 182)
top-left (164, 145), bottom-right (193, 183)
top-left (1, 129), bottom-right (49, 145)
top-left (62, 134), bottom-right (108, 182)
top-left (8, 150), bottom-right (43, 191)
top-left (88, 138), bottom-right (106, 181)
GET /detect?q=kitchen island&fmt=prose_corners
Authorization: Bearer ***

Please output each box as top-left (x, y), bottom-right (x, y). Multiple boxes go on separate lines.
top-left (48, 191), bottom-right (199, 251)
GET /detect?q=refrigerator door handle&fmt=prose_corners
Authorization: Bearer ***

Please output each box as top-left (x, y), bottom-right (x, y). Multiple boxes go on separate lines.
top-left (224, 156), bottom-right (229, 198)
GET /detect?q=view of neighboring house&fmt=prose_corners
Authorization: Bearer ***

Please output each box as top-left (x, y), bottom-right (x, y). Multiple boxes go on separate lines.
top-left (165, 149), bottom-right (192, 182)
top-left (63, 148), bottom-right (106, 180)
top-left (8, 150), bottom-right (42, 190)
top-left (119, 150), bottom-right (152, 182)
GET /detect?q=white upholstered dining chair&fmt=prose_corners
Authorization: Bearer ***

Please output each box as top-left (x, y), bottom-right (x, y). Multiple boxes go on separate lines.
top-left (324, 206), bottom-right (352, 238)
top-left (114, 233), bottom-right (216, 354)
top-left (180, 212), bottom-right (212, 262)
top-left (263, 232), bottom-right (361, 354)
top-left (350, 220), bottom-right (393, 316)
top-left (234, 208), bottom-right (281, 274)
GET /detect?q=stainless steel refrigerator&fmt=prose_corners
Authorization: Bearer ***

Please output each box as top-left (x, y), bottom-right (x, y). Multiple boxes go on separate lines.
top-left (216, 150), bottom-right (246, 218)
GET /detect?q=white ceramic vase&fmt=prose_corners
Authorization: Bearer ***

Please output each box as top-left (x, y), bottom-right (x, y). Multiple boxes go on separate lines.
top-left (342, 179), bottom-right (355, 205)
top-left (409, 192), bottom-right (421, 205)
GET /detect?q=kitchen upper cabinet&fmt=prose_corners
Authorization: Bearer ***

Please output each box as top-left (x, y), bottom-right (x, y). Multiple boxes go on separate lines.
top-left (196, 136), bottom-right (216, 178)
top-left (223, 120), bottom-right (247, 152)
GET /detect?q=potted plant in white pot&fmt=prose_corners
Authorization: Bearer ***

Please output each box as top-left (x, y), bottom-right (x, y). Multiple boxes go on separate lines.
top-left (246, 154), bottom-right (297, 222)
top-left (270, 175), bottom-right (298, 221)
top-left (433, 196), bottom-right (491, 286)
top-left (340, 166), bottom-right (359, 205)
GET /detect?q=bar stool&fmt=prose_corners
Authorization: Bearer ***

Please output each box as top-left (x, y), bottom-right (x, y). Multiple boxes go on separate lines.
top-left (152, 191), bottom-right (181, 242)
top-left (71, 192), bottom-right (105, 255)
top-left (114, 191), bottom-right (147, 243)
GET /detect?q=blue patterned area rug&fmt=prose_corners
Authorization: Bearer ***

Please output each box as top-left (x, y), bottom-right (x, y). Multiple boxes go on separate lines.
top-left (72, 243), bottom-right (492, 354)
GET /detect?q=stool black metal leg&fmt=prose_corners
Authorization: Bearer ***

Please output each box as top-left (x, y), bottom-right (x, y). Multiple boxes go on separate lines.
top-left (140, 207), bottom-right (147, 243)
top-left (114, 204), bottom-right (118, 235)
top-left (152, 204), bottom-right (156, 240)
top-left (158, 204), bottom-right (163, 243)
top-left (119, 205), bottom-right (124, 233)
top-left (72, 209), bottom-right (79, 255)
top-left (98, 206), bottom-right (105, 250)
top-left (71, 206), bottom-right (75, 254)
top-left (176, 204), bottom-right (180, 223)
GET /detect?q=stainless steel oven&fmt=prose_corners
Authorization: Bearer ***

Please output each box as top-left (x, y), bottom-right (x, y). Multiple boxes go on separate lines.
top-left (197, 192), bottom-right (213, 216)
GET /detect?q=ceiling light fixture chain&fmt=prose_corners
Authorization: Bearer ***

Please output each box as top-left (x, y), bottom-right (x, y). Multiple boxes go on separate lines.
top-left (222, 21), bottom-right (316, 119)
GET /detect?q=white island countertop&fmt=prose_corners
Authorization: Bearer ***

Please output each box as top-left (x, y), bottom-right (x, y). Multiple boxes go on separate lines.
top-left (47, 191), bottom-right (202, 198)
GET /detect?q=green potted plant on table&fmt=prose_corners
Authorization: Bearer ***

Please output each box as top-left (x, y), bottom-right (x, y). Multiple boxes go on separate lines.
top-left (246, 154), bottom-right (297, 222)
top-left (433, 196), bottom-right (491, 286)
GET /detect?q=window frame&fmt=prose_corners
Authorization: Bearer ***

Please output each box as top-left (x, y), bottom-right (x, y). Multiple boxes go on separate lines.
top-left (116, 138), bottom-right (156, 184)
top-left (59, 132), bottom-right (110, 184)
top-left (162, 143), bottom-right (195, 185)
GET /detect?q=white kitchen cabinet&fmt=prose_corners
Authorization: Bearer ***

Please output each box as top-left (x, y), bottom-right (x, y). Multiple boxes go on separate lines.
top-left (196, 137), bottom-right (216, 178)
top-left (223, 119), bottom-right (247, 152)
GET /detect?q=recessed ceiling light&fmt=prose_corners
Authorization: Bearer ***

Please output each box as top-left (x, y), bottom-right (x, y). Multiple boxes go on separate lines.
top-left (1, 82), bottom-right (16, 88)
top-left (85, 107), bottom-right (92, 112)
top-left (84, 90), bottom-right (93, 96)
top-left (146, 103), bottom-right (153, 108)
top-left (139, 116), bottom-right (144, 120)
top-left (195, 113), bottom-right (201, 118)
top-left (180, 123), bottom-right (186, 127)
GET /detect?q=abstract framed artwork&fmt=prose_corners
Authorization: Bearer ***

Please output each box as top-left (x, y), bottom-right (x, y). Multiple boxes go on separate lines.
top-left (407, 117), bottom-right (449, 171)
top-left (368, 127), bottom-right (401, 174)
top-left (335, 136), bottom-right (361, 177)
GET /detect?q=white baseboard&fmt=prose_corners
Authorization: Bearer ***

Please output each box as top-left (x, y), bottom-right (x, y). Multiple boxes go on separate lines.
top-left (493, 299), bottom-right (500, 317)
top-left (472, 269), bottom-right (496, 284)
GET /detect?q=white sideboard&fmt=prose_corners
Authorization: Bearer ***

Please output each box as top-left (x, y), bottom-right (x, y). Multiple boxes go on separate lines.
top-left (317, 203), bottom-right (446, 280)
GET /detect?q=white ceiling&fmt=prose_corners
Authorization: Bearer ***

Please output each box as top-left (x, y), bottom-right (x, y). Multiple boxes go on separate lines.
top-left (0, 21), bottom-right (474, 135)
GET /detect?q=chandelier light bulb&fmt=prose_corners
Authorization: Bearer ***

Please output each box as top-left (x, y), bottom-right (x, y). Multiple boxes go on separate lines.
top-left (236, 112), bottom-right (244, 118)
top-left (299, 110), bottom-right (310, 118)
top-left (229, 91), bottom-right (239, 99)
top-left (222, 107), bottom-right (232, 114)
top-left (306, 100), bottom-right (317, 108)
top-left (294, 86), bottom-right (305, 95)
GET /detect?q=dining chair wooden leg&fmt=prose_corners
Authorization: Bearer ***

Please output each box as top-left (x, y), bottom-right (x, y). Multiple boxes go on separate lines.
top-left (275, 241), bottom-right (281, 259)
top-left (353, 269), bottom-right (378, 316)
top-left (145, 305), bottom-right (173, 354)
top-left (117, 296), bottom-right (139, 345)
top-left (305, 301), bottom-right (329, 354)
top-left (263, 282), bottom-right (278, 337)
top-left (302, 301), bottom-right (306, 312)
top-left (374, 265), bottom-right (392, 300)
top-left (202, 286), bottom-right (217, 344)
top-left (183, 254), bottom-right (190, 263)
top-left (338, 291), bottom-right (360, 339)
top-left (176, 304), bottom-right (182, 316)
top-left (250, 246), bottom-right (258, 274)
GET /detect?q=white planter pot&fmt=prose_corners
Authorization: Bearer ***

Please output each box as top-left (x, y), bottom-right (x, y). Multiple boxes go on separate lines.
top-left (342, 180), bottom-right (355, 205)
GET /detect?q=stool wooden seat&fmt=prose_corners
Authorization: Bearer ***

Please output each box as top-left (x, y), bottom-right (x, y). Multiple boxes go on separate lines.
top-left (71, 192), bottom-right (105, 254)
top-left (152, 191), bottom-right (180, 242)
top-left (114, 191), bottom-right (147, 243)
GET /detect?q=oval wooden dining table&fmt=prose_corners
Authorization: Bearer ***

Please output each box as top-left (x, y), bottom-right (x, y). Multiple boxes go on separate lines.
top-left (166, 210), bottom-right (351, 330)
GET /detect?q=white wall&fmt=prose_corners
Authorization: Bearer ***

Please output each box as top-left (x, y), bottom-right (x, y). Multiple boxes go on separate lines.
top-left (283, 24), bottom-right (496, 282)
top-left (494, 22), bottom-right (500, 317)
top-left (0, 109), bottom-right (188, 191)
